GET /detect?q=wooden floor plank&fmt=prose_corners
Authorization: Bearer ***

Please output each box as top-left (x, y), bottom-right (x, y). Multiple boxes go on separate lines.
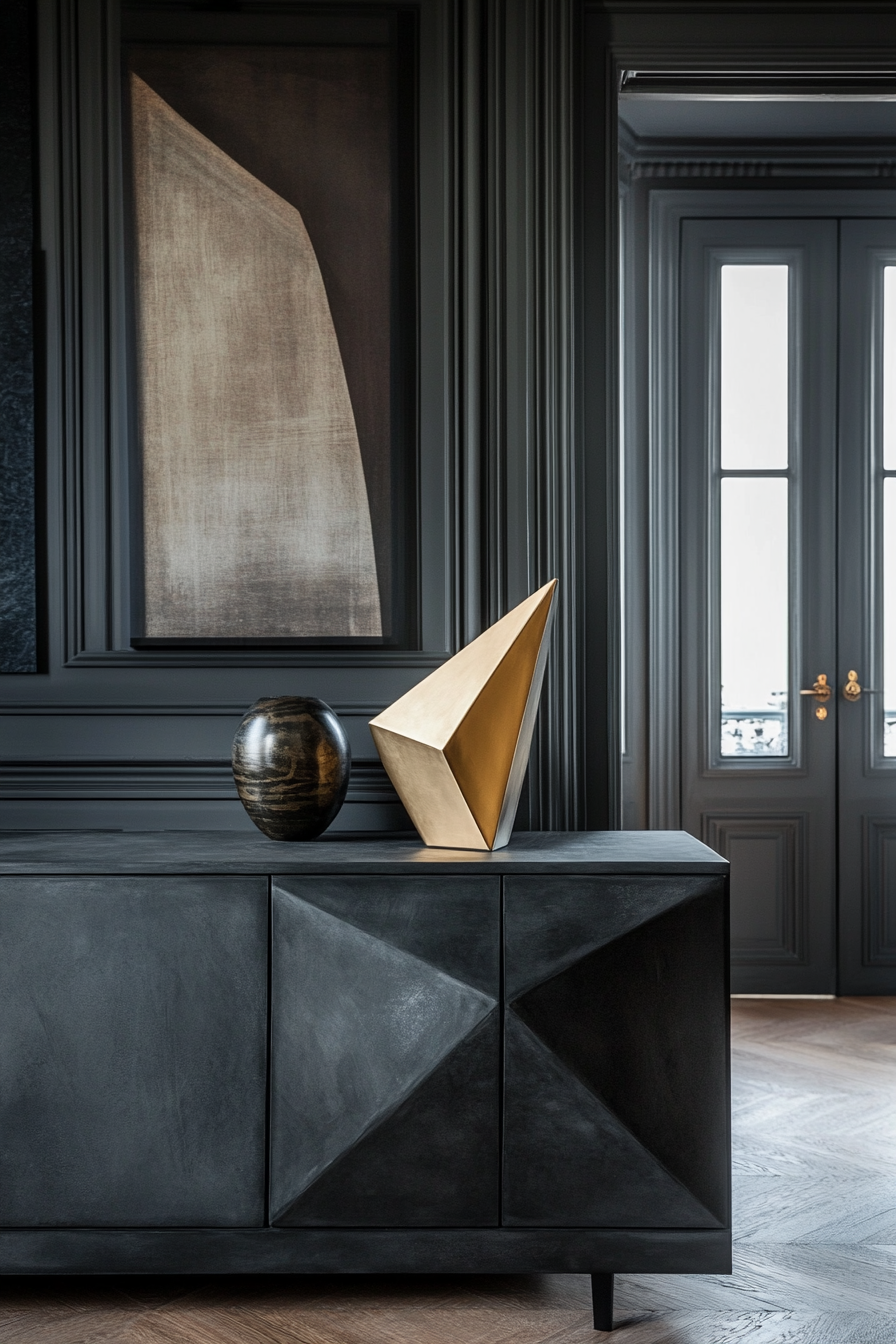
top-left (1, 998), bottom-right (894, 1342)
top-left (550, 1311), bottom-right (896, 1344)
top-left (734, 1175), bottom-right (896, 1242)
top-left (0, 1308), bottom-right (137, 1343)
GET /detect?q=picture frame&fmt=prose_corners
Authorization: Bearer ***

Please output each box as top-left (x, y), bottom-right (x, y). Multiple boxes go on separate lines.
top-left (121, 6), bottom-right (418, 649)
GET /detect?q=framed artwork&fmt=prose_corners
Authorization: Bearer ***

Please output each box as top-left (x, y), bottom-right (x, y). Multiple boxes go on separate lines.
top-left (122, 9), bottom-right (417, 647)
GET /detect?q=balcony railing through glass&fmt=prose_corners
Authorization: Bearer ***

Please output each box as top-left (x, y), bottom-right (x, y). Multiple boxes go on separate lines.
top-left (721, 701), bottom-right (788, 757)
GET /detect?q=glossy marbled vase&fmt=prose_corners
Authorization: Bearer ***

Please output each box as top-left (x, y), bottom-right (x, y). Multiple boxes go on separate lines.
top-left (232, 697), bottom-right (350, 841)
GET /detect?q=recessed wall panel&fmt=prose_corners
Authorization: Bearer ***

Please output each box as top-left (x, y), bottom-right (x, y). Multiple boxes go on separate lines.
top-left (863, 820), bottom-right (896, 965)
top-left (705, 815), bottom-right (805, 963)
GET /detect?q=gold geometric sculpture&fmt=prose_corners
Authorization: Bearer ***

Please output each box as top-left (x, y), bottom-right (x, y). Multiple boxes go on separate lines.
top-left (369, 580), bottom-right (557, 850)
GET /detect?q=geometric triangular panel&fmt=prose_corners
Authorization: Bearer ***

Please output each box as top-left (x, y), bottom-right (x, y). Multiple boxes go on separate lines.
top-left (504, 874), bottom-right (723, 1001)
top-left (512, 889), bottom-right (728, 1225)
top-left (370, 581), bottom-right (557, 849)
top-left (502, 1014), bottom-right (720, 1227)
top-left (270, 889), bottom-right (495, 1223)
top-left (273, 876), bottom-right (500, 996)
top-left (274, 1010), bottom-right (500, 1226)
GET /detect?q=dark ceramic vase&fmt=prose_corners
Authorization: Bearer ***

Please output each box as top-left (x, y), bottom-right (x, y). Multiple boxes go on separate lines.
top-left (232, 697), bottom-right (350, 841)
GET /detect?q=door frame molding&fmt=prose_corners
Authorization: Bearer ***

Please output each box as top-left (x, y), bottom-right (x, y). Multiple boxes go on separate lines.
top-left (631, 187), bottom-right (896, 829)
top-left (838, 222), bottom-right (896, 779)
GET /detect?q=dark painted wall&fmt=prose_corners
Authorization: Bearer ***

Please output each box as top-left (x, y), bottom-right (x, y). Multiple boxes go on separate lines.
top-left (0, 0), bottom-right (601, 834)
top-left (0, 0), bottom-right (35, 676)
top-left (7, 0), bottom-right (896, 833)
top-left (11, 2), bottom-right (892, 835)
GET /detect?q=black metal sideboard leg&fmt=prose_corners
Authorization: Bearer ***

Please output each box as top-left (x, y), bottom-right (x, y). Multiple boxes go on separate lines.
top-left (591, 1273), bottom-right (614, 1331)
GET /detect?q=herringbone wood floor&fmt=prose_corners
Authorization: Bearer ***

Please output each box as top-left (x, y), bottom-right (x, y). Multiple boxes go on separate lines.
top-left (1, 997), bottom-right (894, 1343)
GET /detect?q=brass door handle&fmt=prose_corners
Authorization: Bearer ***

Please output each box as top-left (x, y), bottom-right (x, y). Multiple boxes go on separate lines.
top-left (800, 673), bottom-right (831, 719)
top-left (843, 670), bottom-right (879, 701)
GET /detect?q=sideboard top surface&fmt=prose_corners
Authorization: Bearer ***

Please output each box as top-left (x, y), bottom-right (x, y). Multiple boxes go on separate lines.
top-left (0, 830), bottom-right (727, 875)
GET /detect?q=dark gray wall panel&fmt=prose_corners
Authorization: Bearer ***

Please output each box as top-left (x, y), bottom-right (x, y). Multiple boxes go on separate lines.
top-left (0, 876), bottom-right (267, 1226)
top-left (0, 709), bottom-right (383, 758)
top-left (4, 0), bottom-right (470, 833)
top-left (2, 0), bottom-right (602, 832)
top-left (0, 796), bottom-right (409, 833)
top-left (0, 0), bottom-right (36, 673)
top-left (271, 878), bottom-right (499, 1227)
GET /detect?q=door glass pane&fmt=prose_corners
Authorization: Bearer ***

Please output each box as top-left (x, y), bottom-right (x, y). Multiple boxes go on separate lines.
top-left (721, 265), bottom-right (789, 470)
top-left (721, 477), bottom-right (789, 756)
top-left (884, 268), bottom-right (896, 471)
top-left (884, 479), bottom-right (896, 756)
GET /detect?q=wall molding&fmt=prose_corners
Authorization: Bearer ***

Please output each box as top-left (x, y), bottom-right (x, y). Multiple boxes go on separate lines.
top-left (619, 125), bottom-right (896, 182)
top-left (0, 702), bottom-right (389, 717)
top-left (645, 189), bottom-right (682, 829)
top-left (704, 813), bottom-right (807, 964)
top-left (629, 156), bottom-right (896, 180)
top-left (63, 650), bottom-right (449, 670)
top-left (0, 758), bottom-right (397, 803)
top-left (863, 818), bottom-right (896, 966)
top-left (491, 0), bottom-right (587, 829)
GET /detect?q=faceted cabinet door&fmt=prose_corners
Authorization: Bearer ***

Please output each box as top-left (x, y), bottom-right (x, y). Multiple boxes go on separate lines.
top-left (270, 877), bottom-right (501, 1226)
top-left (0, 877), bottom-right (268, 1227)
top-left (503, 876), bottom-right (730, 1228)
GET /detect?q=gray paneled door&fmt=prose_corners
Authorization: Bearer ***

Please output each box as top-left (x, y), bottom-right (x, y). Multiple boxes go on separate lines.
top-left (0, 876), bottom-right (268, 1225)
top-left (838, 221), bottom-right (896, 993)
top-left (678, 212), bottom-right (896, 994)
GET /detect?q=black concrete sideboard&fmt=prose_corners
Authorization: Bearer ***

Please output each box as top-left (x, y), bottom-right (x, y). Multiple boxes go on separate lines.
top-left (0, 831), bottom-right (730, 1331)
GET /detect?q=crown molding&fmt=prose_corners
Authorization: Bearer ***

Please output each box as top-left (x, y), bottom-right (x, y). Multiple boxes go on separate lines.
top-left (604, 2), bottom-right (896, 13)
top-left (619, 131), bottom-right (896, 180)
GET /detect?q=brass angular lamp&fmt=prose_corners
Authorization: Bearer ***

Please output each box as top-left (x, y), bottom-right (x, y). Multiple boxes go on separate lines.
top-left (370, 580), bottom-right (557, 850)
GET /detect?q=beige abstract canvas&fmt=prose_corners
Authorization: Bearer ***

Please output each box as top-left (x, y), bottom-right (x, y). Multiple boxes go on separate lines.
top-left (130, 75), bottom-right (382, 638)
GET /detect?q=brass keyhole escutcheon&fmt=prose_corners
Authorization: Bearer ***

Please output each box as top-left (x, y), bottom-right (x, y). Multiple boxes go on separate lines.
top-left (800, 673), bottom-right (832, 720)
